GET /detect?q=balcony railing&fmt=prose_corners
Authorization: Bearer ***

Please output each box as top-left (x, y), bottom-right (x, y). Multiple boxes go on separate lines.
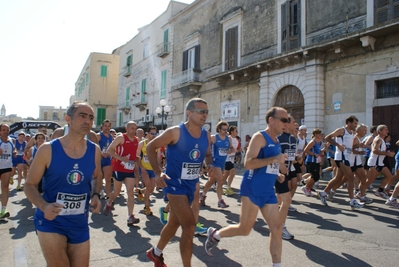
top-left (157, 42), bottom-right (170, 57)
top-left (171, 68), bottom-right (202, 87)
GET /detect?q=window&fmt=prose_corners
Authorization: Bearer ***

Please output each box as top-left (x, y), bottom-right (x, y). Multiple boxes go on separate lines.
top-left (44, 112), bottom-right (48, 120)
top-left (182, 45), bottom-right (200, 71)
top-left (96, 108), bottom-right (106, 127)
top-left (85, 73), bottom-right (89, 85)
top-left (143, 44), bottom-right (149, 58)
top-left (376, 77), bottom-right (399, 99)
top-left (100, 65), bottom-right (108, 77)
top-left (160, 70), bottom-right (167, 98)
top-left (126, 55), bottom-right (132, 66)
top-left (225, 26), bottom-right (238, 70)
top-left (375, 0), bottom-right (399, 24)
top-left (281, 0), bottom-right (301, 52)
top-left (119, 112), bottom-right (122, 127)
top-left (125, 87), bottom-right (130, 107)
top-left (163, 28), bottom-right (169, 52)
top-left (141, 79), bottom-right (147, 103)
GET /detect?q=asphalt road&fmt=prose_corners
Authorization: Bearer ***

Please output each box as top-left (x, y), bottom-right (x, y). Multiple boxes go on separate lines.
top-left (1, 171), bottom-right (398, 267)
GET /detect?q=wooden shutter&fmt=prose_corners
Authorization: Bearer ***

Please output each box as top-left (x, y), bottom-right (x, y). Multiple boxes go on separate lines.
top-left (125, 87), bottom-right (130, 107)
top-left (119, 112), bottom-right (122, 127)
top-left (375, 0), bottom-right (390, 23)
top-left (289, 0), bottom-right (300, 50)
top-left (126, 55), bottom-right (132, 66)
top-left (225, 26), bottom-right (238, 70)
top-left (194, 45), bottom-right (201, 69)
top-left (281, 2), bottom-right (288, 52)
top-left (164, 29), bottom-right (169, 52)
top-left (160, 70), bottom-right (167, 98)
top-left (141, 79), bottom-right (146, 103)
top-left (394, 0), bottom-right (399, 19)
top-left (97, 108), bottom-right (106, 126)
top-left (182, 50), bottom-right (188, 71)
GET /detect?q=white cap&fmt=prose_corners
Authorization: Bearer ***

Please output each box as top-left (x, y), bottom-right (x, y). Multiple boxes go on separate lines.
top-left (299, 125), bottom-right (307, 130)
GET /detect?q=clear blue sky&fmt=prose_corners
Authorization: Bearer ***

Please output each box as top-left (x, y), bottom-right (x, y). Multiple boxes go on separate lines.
top-left (0, 0), bottom-right (194, 118)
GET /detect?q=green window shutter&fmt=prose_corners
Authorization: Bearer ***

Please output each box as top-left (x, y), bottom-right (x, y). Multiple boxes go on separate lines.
top-left (119, 112), bottom-right (122, 127)
top-left (126, 87), bottom-right (130, 107)
top-left (160, 70), bottom-right (167, 98)
top-left (164, 29), bottom-right (169, 52)
top-left (141, 79), bottom-right (146, 102)
top-left (86, 73), bottom-right (89, 85)
top-left (100, 65), bottom-right (107, 77)
top-left (96, 108), bottom-right (106, 126)
top-left (127, 55), bottom-right (132, 66)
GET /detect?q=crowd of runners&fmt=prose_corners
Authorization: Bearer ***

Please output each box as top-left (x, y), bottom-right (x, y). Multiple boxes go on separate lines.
top-left (0, 99), bottom-right (398, 267)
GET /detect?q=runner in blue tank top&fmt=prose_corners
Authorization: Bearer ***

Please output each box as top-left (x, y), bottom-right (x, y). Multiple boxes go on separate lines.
top-left (204, 107), bottom-right (287, 266)
top-left (200, 120), bottom-right (233, 209)
top-left (96, 119), bottom-right (114, 199)
top-left (12, 132), bottom-right (27, 191)
top-left (146, 98), bottom-right (213, 267)
top-left (24, 102), bottom-right (103, 267)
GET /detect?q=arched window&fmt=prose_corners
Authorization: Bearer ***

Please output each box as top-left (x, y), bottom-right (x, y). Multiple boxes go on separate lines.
top-left (274, 85), bottom-right (304, 124)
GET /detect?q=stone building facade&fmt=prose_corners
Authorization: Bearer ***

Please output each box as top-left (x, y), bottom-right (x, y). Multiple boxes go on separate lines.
top-left (169, 0), bottom-right (399, 146)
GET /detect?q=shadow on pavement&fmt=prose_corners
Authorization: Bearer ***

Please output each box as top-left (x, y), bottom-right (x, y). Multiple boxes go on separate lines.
top-left (290, 239), bottom-right (373, 267)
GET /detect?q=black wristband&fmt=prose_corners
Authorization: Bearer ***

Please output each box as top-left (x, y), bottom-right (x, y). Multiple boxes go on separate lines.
top-left (92, 192), bottom-right (101, 199)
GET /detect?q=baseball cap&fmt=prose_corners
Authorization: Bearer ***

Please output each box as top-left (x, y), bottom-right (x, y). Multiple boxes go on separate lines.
top-left (299, 125), bottom-right (307, 130)
top-left (110, 129), bottom-right (116, 133)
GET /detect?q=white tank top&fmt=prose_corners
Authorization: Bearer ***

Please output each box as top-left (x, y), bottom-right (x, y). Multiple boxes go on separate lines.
top-left (367, 137), bottom-right (386, 167)
top-left (334, 127), bottom-right (354, 161)
top-left (297, 135), bottom-right (306, 154)
top-left (352, 136), bottom-right (364, 167)
top-left (0, 138), bottom-right (14, 169)
top-left (226, 137), bottom-right (238, 163)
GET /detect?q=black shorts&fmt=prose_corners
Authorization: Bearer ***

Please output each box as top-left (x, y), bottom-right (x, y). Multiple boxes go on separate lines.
top-left (351, 165), bottom-right (363, 172)
top-left (327, 158), bottom-right (336, 166)
top-left (113, 171), bottom-right (136, 182)
top-left (275, 174), bottom-right (289, 194)
top-left (306, 162), bottom-right (321, 182)
top-left (225, 161), bottom-right (235, 171)
top-left (293, 162), bottom-right (302, 174)
top-left (287, 171), bottom-right (297, 181)
top-left (0, 168), bottom-right (12, 176)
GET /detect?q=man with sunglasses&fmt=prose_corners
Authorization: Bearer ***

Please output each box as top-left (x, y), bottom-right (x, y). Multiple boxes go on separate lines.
top-left (136, 126), bottom-right (158, 216)
top-left (146, 98), bottom-right (213, 267)
top-left (204, 107), bottom-right (287, 266)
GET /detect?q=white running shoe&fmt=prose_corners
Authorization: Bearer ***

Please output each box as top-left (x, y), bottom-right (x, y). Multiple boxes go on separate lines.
top-left (282, 227), bottom-right (294, 240)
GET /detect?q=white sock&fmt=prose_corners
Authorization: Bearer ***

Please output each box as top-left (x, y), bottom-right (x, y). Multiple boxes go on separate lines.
top-left (154, 246), bottom-right (163, 256)
top-left (213, 230), bottom-right (221, 240)
top-left (272, 263), bottom-right (281, 267)
top-left (389, 196), bottom-right (396, 201)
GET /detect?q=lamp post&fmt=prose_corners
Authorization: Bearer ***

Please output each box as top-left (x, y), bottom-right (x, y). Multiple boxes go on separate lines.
top-left (156, 99), bottom-right (171, 131)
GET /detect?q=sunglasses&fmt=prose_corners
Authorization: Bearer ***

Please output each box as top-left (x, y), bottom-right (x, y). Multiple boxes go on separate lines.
top-left (274, 116), bottom-right (289, 123)
top-left (149, 132), bottom-right (157, 135)
top-left (220, 128), bottom-right (228, 131)
top-left (192, 108), bottom-right (209, 114)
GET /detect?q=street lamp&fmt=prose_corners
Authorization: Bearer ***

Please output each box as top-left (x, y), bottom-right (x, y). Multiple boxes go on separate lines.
top-left (156, 99), bottom-right (171, 130)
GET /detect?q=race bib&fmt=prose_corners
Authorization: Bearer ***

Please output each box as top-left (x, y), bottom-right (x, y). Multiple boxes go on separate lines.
top-left (290, 164), bottom-right (296, 172)
top-left (143, 155), bottom-right (149, 163)
top-left (285, 149), bottom-right (296, 161)
top-left (344, 147), bottom-right (352, 154)
top-left (218, 148), bottom-right (229, 156)
top-left (181, 162), bottom-right (201, 180)
top-left (227, 155), bottom-right (235, 162)
top-left (316, 156), bottom-right (321, 163)
top-left (124, 160), bottom-right (135, 170)
top-left (56, 192), bottom-right (86, 216)
top-left (0, 154), bottom-right (11, 161)
top-left (17, 149), bottom-right (24, 156)
top-left (266, 163), bottom-right (279, 175)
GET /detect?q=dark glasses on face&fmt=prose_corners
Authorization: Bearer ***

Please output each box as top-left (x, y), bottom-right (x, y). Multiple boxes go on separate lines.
top-left (274, 116), bottom-right (289, 123)
top-left (149, 132), bottom-right (157, 135)
top-left (192, 109), bottom-right (209, 114)
top-left (220, 128), bottom-right (228, 131)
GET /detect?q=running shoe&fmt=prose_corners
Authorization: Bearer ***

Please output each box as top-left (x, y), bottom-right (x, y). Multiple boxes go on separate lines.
top-left (360, 196), bottom-right (373, 205)
top-left (136, 188), bottom-right (144, 202)
top-left (204, 227), bottom-right (219, 256)
top-left (127, 215), bottom-right (140, 226)
top-left (9, 177), bottom-right (13, 185)
top-left (218, 199), bottom-right (229, 208)
top-left (199, 192), bottom-right (207, 206)
top-left (146, 247), bottom-right (167, 267)
top-left (288, 205), bottom-right (297, 212)
top-left (141, 206), bottom-right (153, 216)
top-left (328, 190), bottom-right (336, 201)
top-left (103, 203), bottom-right (112, 216)
top-left (194, 222), bottom-right (207, 235)
top-left (17, 185), bottom-right (22, 191)
top-left (0, 211), bottom-right (10, 219)
top-left (282, 227), bottom-right (294, 240)
top-left (318, 192), bottom-right (328, 206)
top-left (159, 207), bottom-right (168, 225)
top-left (385, 199), bottom-right (399, 209)
top-left (374, 191), bottom-right (389, 199)
top-left (350, 200), bottom-right (364, 210)
top-left (301, 186), bottom-right (311, 197)
top-left (223, 187), bottom-right (234, 196)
